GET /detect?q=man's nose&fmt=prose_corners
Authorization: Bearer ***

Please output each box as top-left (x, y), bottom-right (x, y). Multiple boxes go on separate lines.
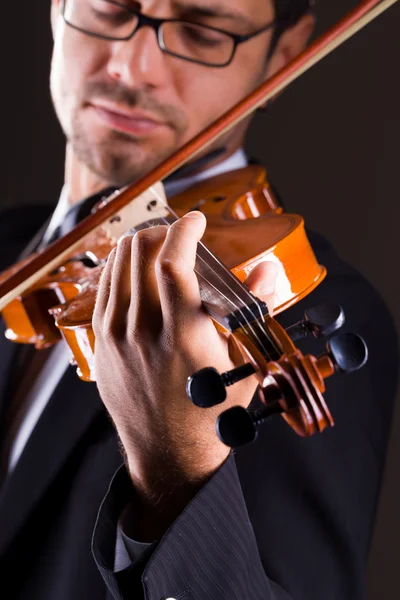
top-left (106, 27), bottom-right (170, 89)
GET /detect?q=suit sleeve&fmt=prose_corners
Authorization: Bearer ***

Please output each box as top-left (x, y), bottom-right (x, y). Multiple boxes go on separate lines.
top-left (92, 455), bottom-right (293, 600)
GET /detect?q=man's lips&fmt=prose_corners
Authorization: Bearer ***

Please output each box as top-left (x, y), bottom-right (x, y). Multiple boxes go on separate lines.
top-left (89, 102), bottom-right (167, 135)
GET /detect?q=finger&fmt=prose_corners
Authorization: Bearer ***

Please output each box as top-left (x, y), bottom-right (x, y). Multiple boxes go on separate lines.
top-left (244, 261), bottom-right (279, 316)
top-left (129, 226), bottom-right (168, 332)
top-left (104, 236), bottom-right (134, 331)
top-left (93, 247), bottom-right (117, 329)
top-left (156, 212), bottom-right (207, 323)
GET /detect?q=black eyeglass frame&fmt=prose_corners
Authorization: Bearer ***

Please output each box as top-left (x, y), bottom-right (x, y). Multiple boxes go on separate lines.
top-left (61, 0), bottom-right (278, 68)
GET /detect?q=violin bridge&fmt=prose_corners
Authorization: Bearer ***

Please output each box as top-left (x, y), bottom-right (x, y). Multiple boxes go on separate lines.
top-left (100, 182), bottom-right (171, 242)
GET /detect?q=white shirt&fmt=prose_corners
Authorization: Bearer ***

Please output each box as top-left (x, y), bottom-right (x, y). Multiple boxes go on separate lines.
top-left (8, 149), bottom-right (248, 474)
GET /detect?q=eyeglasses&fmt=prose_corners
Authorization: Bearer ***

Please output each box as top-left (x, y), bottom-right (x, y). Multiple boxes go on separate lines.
top-left (62, 0), bottom-right (277, 68)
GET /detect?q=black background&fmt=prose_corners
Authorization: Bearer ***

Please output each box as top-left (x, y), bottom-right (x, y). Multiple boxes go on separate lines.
top-left (1, 1), bottom-right (399, 597)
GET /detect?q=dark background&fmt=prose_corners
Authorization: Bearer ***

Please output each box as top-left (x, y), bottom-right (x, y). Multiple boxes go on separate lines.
top-left (2, 1), bottom-right (399, 596)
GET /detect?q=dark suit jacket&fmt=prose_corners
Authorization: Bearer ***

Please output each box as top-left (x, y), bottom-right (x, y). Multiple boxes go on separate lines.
top-left (0, 203), bottom-right (398, 600)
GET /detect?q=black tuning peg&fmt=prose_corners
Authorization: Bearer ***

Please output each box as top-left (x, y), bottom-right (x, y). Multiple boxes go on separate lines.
top-left (286, 303), bottom-right (345, 342)
top-left (186, 363), bottom-right (256, 408)
top-left (216, 402), bottom-right (283, 448)
top-left (325, 332), bottom-right (368, 374)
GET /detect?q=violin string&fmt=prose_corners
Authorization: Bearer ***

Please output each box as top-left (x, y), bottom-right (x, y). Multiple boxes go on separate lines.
top-left (154, 214), bottom-right (272, 356)
top-left (148, 187), bottom-right (268, 317)
top-left (144, 186), bottom-right (278, 356)
top-left (147, 187), bottom-right (274, 351)
top-left (196, 240), bottom-right (267, 322)
top-left (193, 248), bottom-right (274, 354)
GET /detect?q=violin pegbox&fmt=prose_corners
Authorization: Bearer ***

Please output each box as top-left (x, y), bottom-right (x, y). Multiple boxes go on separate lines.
top-left (214, 332), bottom-right (368, 447)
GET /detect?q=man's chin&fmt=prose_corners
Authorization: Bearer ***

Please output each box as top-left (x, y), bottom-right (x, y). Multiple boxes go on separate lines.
top-left (71, 123), bottom-right (182, 187)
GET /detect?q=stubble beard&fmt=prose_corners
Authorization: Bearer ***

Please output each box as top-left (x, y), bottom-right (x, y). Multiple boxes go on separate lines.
top-left (65, 81), bottom-right (189, 188)
top-left (69, 111), bottom-right (184, 188)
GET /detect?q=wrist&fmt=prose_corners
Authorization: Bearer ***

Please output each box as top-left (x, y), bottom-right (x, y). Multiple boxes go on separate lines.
top-left (122, 441), bottom-right (230, 539)
top-left (126, 440), bottom-right (230, 495)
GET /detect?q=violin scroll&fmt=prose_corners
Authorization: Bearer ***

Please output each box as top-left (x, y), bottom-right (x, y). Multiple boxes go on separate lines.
top-left (215, 332), bottom-right (367, 448)
top-left (186, 302), bottom-right (347, 409)
top-left (187, 303), bottom-right (368, 447)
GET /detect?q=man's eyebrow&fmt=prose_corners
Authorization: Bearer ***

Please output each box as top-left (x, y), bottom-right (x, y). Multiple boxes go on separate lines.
top-left (171, 1), bottom-right (263, 32)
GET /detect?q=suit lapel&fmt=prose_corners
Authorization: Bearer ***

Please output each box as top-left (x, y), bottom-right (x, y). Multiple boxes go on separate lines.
top-left (0, 200), bottom-right (110, 557)
top-left (0, 363), bottom-right (104, 557)
top-left (0, 207), bottom-right (52, 426)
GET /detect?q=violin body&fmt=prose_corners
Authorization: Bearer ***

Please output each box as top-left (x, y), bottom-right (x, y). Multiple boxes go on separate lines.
top-left (0, 165), bottom-right (325, 382)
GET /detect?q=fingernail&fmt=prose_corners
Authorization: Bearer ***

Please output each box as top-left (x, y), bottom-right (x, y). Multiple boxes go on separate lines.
top-left (258, 282), bottom-right (276, 296)
top-left (184, 211), bottom-right (205, 220)
top-left (257, 276), bottom-right (278, 297)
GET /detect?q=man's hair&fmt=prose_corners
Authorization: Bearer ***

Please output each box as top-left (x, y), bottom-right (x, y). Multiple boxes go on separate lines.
top-left (274, 1), bottom-right (312, 27)
top-left (267, 1), bottom-right (312, 56)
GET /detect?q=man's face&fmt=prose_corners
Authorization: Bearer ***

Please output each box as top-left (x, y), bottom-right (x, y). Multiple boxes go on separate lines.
top-left (50, 0), bottom-right (276, 186)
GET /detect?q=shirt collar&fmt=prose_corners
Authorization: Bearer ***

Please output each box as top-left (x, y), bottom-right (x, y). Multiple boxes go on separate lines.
top-left (163, 148), bottom-right (248, 197)
top-left (46, 148), bottom-right (248, 242)
top-left (41, 184), bottom-right (73, 246)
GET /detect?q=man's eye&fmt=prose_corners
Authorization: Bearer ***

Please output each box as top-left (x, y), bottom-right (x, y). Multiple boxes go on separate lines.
top-left (181, 25), bottom-right (224, 47)
top-left (92, 10), bottom-right (129, 23)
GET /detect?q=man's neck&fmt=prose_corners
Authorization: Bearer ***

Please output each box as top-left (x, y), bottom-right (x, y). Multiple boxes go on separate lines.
top-left (65, 145), bottom-right (109, 206)
top-left (64, 143), bottom-right (245, 206)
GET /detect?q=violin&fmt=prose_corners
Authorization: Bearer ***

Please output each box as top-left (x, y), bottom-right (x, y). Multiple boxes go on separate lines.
top-left (0, 0), bottom-right (395, 448)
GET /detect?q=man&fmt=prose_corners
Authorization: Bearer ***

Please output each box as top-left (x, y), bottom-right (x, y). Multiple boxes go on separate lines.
top-left (0, 1), bottom-right (398, 599)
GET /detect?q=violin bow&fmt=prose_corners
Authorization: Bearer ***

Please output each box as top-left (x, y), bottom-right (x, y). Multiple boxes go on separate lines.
top-left (0, 0), bottom-right (397, 311)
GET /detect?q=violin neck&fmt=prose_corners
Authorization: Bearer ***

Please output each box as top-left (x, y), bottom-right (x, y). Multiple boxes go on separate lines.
top-left (193, 243), bottom-right (281, 361)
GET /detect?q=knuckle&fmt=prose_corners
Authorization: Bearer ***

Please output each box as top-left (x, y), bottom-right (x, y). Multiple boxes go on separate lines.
top-left (133, 226), bottom-right (167, 248)
top-left (98, 314), bottom-right (115, 341)
top-left (168, 218), bottom-right (191, 241)
top-left (170, 212), bottom-right (205, 235)
top-left (156, 255), bottom-right (187, 281)
top-left (132, 230), bottom-right (151, 254)
top-left (169, 217), bottom-right (185, 232)
top-left (117, 235), bottom-right (133, 253)
top-left (93, 310), bottom-right (124, 345)
top-left (127, 324), bottom-right (146, 349)
top-left (102, 323), bottom-right (116, 344)
top-left (130, 228), bottom-right (164, 264)
top-left (102, 318), bottom-right (126, 346)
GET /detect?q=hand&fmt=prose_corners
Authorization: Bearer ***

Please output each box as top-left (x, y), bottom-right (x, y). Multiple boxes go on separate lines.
top-left (93, 212), bottom-right (278, 536)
